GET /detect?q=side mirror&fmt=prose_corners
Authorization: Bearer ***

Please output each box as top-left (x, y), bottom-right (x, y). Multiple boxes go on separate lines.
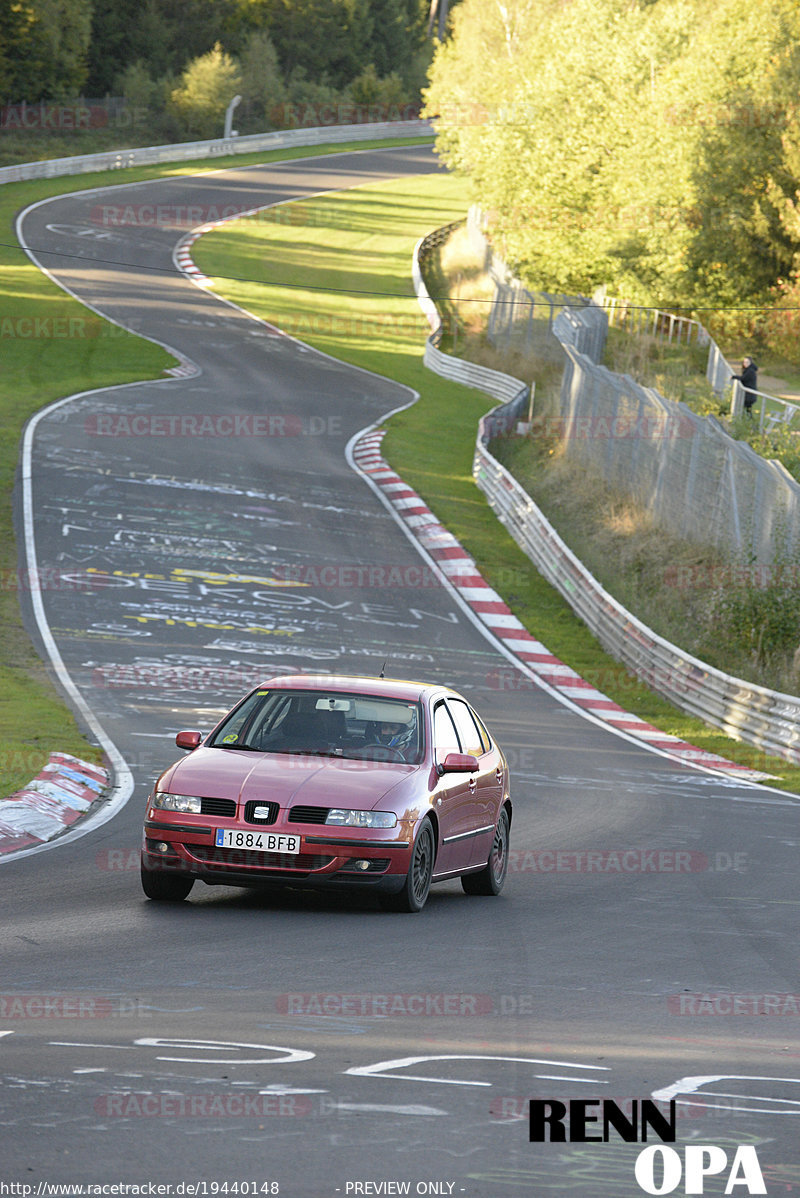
top-left (439, 752), bottom-right (479, 775)
top-left (176, 730), bottom-right (202, 751)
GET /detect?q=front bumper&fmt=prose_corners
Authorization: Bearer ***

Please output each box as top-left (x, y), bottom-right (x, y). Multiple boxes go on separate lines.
top-left (141, 817), bottom-right (413, 893)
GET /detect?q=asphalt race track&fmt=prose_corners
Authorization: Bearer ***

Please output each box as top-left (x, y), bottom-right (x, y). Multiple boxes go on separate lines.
top-left (3, 143), bottom-right (800, 1197)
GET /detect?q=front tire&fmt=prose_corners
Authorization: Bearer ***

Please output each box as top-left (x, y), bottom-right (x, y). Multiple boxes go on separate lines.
top-left (141, 863), bottom-right (194, 901)
top-left (462, 807), bottom-right (509, 896)
top-left (380, 821), bottom-right (435, 913)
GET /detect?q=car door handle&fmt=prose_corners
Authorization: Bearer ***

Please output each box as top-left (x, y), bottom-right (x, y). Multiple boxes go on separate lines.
top-left (468, 776), bottom-right (477, 793)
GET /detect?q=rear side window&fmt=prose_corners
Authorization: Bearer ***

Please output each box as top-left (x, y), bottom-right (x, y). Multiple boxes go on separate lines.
top-left (447, 699), bottom-right (486, 757)
top-left (470, 708), bottom-right (493, 754)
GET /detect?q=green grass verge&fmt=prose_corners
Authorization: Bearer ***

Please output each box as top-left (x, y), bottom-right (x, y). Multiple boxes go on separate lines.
top-left (0, 136), bottom-right (432, 797)
top-left (193, 174), bottom-right (800, 792)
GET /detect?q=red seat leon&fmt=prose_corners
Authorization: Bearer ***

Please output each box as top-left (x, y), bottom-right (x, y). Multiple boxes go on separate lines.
top-left (141, 674), bottom-right (511, 912)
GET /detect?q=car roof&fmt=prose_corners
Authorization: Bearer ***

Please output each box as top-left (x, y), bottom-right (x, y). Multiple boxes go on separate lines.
top-left (256, 673), bottom-right (446, 703)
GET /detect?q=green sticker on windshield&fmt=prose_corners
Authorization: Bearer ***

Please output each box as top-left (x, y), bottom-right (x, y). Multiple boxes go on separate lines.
top-left (222, 733), bottom-right (238, 743)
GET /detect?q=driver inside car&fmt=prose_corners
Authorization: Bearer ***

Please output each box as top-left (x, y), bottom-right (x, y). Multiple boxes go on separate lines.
top-left (378, 721), bottom-right (404, 746)
top-left (373, 714), bottom-right (417, 760)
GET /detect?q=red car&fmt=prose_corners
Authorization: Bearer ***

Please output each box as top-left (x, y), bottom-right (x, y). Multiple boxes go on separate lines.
top-left (141, 674), bottom-right (511, 912)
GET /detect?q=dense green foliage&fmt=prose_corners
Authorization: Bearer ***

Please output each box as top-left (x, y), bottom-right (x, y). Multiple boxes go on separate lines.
top-left (423, 0), bottom-right (800, 326)
top-left (0, 0), bottom-right (93, 100)
top-left (0, 0), bottom-right (431, 106)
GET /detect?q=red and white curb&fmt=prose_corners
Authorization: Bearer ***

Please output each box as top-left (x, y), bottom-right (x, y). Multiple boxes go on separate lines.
top-left (174, 233), bottom-right (211, 284)
top-left (352, 429), bottom-right (771, 783)
top-left (0, 754), bottom-right (109, 856)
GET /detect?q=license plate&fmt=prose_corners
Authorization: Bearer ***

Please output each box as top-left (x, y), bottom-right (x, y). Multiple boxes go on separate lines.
top-left (215, 829), bottom-right (301, 854)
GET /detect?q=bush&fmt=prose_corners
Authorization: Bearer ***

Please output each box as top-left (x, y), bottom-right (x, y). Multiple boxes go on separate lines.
top-left (238, 31), bottom-right (285, 132)
top-left (763, 272), bottom-right (800, 366)
top-left (169, 43), bottom-right (242, 140)
top-left (348, 64), bottom-right (407, 109)
top-left (727, 417), bottom-right (800, 483)
top-left (117, 61), bottom-right (162, 115)
top-left (710, 555), bottom-right (800, 685)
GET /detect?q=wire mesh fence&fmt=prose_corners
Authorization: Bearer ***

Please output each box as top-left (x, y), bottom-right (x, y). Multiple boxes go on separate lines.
top-left (468, 207), bottom-right (578, 364)
top-left (558, 344), bottom-right (800, 564)
top-left (464, 210), bottom-right (800, 566)
top-left (414, 221), bottom-right (800, 763)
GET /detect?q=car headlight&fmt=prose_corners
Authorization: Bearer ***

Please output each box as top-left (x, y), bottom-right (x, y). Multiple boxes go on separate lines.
top-left (325, 809), bottom-right (397, 828)
top-left (152, 791), bottom-right (203, 814)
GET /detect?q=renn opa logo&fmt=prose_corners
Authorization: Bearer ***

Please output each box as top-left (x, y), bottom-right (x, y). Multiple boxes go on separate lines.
top-left (529, 1099), bottom-right (765, 1194)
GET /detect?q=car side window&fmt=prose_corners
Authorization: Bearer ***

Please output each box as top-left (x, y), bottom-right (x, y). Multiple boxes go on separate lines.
top-left (447, 699), bottom-right (485, 758)
top-left (433, 702), bottom-right (460, 762)
top-left (471, 709), bottom-right (493, 754)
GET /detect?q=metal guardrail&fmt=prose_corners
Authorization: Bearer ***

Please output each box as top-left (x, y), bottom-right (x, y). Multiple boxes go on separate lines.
top-left (413, 225), bottom-right (800, 766)
top-left (474, 438), bottom-right (800, 763)
top-left (597, 291), bottom-right (708, 347)
top-left (470, 206), bottom-right (798, 436)
top-left (730, 379), bottom-right (800, 432)
top-left (469, 219), bottom-right (800, 566)
top-left (0, 119), bottom-right (433, 185)
top-left (596, 290), bottom-right (800, 432)
top-left (413, 236), bottom-right (529, 405)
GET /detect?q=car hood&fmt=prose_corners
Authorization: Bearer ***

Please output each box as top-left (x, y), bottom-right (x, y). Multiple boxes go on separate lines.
top-left (160, 748), bottom-right (419, 810)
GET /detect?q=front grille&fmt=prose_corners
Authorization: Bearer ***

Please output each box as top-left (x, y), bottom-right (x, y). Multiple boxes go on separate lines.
top-left (185, 844), bottom-right (333, 872)
top-left (243, 800), bottom-right (279, 825)
top-left (289, 805), bottom-right (329, 824)
top-left (200, 797), bottom-right (236, 817)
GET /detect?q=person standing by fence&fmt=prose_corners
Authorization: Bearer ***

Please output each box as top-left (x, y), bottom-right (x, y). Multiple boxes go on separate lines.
top-left (732, 356), bottom-right (758, 415)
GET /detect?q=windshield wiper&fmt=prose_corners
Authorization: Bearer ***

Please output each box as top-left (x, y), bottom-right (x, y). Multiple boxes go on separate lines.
top-left (278, 748), bottom-right (339, 757)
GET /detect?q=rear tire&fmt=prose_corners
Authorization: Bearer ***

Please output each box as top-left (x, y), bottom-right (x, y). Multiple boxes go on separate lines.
top-left (380, 821), bottom-right (434, 913)
top-left (462, 807), bottom-right (509, 896)
top-left (141, 863), bottom-right (194, 902)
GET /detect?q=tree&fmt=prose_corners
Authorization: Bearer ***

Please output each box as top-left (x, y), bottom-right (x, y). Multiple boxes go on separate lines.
top-left (367, 0), bottom-right (427, 80)
top-left (0, 0), bottom-right (92, 101)
top-left (87, 0), bottom-right (239, 94)
top-left (236, 0), bottom-right (372, 89)
top-left (675, 0), bottom-right (800, 308)
top-left (423, 0), bottom-right (800, 312)
top-left (170, 42), bottom-right (243, 138)
top-left (238, 29), bottom-right (285, 126)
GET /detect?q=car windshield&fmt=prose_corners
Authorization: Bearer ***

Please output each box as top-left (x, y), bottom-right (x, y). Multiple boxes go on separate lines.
top-left (208, 689), bottom-right (424, 765)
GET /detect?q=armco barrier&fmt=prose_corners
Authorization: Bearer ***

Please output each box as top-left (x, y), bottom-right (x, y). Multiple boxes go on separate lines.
top-left (413, 226), bottom-right (800, 766)
top-left (0, 120), bottom-right (433, 185)
top-left (473, 438), bottom-right (800, 762)
top-left (413, 238), bottom-right (529, 408)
